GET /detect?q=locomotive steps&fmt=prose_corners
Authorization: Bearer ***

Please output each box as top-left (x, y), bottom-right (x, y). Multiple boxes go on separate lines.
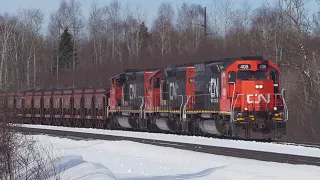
top-left (11, 124), bottom-right (320, 167)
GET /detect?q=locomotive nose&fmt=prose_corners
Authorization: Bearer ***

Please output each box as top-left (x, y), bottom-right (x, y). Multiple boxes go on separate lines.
top-left (240, 80), bottom-right (274, 111)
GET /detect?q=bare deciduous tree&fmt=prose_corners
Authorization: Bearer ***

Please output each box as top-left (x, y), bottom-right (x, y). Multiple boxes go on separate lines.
top-left (152, 2), bottom-right (175, 60)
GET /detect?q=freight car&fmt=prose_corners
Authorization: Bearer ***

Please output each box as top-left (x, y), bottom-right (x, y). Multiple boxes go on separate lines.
top-left (0, 56), bottom-right (288, 140)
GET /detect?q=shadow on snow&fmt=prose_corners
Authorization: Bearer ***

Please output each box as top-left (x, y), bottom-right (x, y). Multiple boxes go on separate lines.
top-left (117, 166), bottom-right (227, 180)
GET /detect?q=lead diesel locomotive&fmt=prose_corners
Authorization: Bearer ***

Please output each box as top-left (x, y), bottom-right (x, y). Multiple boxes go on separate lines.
top-left (1, 56), bottom-right (288, 140)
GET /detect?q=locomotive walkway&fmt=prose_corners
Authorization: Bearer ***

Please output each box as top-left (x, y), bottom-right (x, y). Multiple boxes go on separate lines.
top-left (11, 125), bottom-right (320, 167)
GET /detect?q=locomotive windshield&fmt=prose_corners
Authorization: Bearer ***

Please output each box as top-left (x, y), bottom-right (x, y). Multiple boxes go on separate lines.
top-left (237, 70), bottom-right (267, 80)
top-left (237, 71), bottom-right (252, 80)
top-left (254, 71), bottom-right (267, 80)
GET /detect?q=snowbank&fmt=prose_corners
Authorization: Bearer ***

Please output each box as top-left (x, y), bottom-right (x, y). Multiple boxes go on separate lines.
top-left (49, 155), bottom-right (116, 180)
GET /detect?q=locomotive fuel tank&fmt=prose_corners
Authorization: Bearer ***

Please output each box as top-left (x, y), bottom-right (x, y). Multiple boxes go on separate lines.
top-left (198, 114), bottom-right (226, 135)
top-left (155, 117), bottom-right (175, 132)
top-left (117, 116), bottom-right (133, 129)
top-left (199, 120), bottom-right (221, 135)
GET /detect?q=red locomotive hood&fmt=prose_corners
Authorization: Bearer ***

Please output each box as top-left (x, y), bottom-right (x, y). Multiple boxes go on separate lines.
top-left (240, 80), bottom-right (275, 111)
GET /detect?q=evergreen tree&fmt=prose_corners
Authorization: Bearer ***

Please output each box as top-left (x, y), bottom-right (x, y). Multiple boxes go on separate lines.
top-left (53, 28), bottom-right (74, 71)
top-left (138, 22), bottom-right (150, 50)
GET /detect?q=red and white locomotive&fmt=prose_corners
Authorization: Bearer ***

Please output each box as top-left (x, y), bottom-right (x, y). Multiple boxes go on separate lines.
top-left (1, 56), bottom-right (287, 140)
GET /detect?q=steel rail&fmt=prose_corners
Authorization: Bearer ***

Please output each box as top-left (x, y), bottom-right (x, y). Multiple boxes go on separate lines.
top-left (10, 125), bottom-right (320, 167)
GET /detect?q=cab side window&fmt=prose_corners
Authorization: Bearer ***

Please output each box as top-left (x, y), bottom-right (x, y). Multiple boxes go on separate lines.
top-left (228, 71), bottom-right (236, 83)
top-left (270, 69), bottom-right (279, 84)
top-left (270, 69), bottom-right (279, 93)
top-left (154, 78), bottom-right (160, 88)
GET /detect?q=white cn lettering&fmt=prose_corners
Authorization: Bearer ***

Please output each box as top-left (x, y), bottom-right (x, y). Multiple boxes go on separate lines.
top-left (209, 78), bottom-right (219, 103)
top-left (247, 94), bottom-right (270, 104)
top-left (129, 84), bottom-right (136, 100)
top-left (169, 82), bottom-right (178, 100)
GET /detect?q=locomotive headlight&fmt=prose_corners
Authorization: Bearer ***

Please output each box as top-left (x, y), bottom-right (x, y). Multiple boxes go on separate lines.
top-left (244, 107), bottom-right (248, 111)
top-left (255, 85), bottom-right (263, 89)
top-left (274, 107), bottom-right (277, 111)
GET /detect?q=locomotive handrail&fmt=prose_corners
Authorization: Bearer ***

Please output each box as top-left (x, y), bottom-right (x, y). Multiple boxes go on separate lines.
top-left (106, 105), bottom-right (109, 118)
top-left (230, 82), bottom-right (236, 111)
top-left (281, 89), bottom-right (288, 121)
top-left (232, 94), bottom-right (243, 111)
top-left (182, 95), bottom-right (192, 121)
top-left (271, 91), bottom-right (288, 121)
top-left (231, 94), bottom-right (244, 122)
top-left (138, 96), bottom-right (144, 120)
top-left (178, 95), bottom-right (184, 121)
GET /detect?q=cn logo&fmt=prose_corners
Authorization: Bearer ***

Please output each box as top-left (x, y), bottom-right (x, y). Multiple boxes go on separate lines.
top-left (247, 94), bottom-right (270, 104)
top-left (209, 78), bottom-right (219, 103)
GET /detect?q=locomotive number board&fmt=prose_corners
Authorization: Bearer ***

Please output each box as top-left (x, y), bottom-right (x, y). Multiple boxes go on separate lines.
top-left (238, 64), bottom-right (251, 70)
top-left (258, 64), bottom-right (268, 69)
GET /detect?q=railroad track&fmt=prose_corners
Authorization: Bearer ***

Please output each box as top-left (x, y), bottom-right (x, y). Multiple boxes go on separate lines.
top-left (10, 125), bottom-right (320, 167)
top-left (14, 123), bottom-right (320, 149)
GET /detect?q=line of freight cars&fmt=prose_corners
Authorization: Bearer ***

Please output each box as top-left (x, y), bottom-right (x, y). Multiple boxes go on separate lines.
top-left (1, 88), bottom-right (110, 128)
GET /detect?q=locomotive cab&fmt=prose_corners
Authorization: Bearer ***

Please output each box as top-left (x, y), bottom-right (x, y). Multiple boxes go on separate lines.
top-left (226, 57), bottom-right (287, 138)
top-left (109, 73), bottom-right (126, 110)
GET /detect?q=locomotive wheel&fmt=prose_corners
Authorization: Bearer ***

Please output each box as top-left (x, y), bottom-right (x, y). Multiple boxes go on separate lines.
top-left (230, 122), bottom-right (238, 138)
top-left (181, 121), bottom-right (189, 135)
top-left (189, 119), bottom-right (200, 135)
top-left (139, 118), bottom-right (147, 131)
top-left (215, 115), bottom-right (227, 135)
top-left (149, 117), bottom-right (157, 132)
top-left (110, 115), bottom-right (119, 130)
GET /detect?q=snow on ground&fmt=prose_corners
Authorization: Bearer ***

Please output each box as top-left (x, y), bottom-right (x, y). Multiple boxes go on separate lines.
top-left (32, 134), bottom-right (320, 180)
top-left (22, 124), bottom-right (320, 158)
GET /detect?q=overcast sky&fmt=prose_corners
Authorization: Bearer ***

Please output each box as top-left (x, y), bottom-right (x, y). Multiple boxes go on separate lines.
top-left (0, 0), bottom-right (318, 30)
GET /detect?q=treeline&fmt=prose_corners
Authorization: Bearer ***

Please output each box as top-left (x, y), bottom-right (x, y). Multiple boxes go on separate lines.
top-left (1, 0), bottom-right (320, 142)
